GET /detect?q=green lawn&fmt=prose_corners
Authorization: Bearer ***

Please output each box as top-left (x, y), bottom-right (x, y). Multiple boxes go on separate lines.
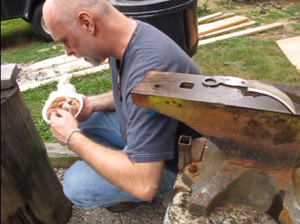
top-left (1, 42), bottom-right (65, 64)
top-left (1, 18), bottom-right (36, 47)
top-left (1, 18), bottom-right (64, 64)
top-left (194, 37), bottom-right (299, 85)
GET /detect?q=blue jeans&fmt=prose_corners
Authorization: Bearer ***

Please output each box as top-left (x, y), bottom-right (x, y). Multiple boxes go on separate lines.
top-left (63, 111), bottom-right (177, 208)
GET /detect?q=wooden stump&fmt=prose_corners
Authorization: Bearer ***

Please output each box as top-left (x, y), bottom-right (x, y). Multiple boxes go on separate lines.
top-left (1, 64), bottom-right (72, 224)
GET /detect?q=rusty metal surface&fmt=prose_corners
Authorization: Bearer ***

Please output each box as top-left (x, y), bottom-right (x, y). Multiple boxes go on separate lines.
top-left (132, 71), bottom-right (300, 224)
top-left (185, 141), bottom-right (299, 223)
top-left (191, 137), bottom-right (206, 163)
top-left (201, 75), bottom-right (296, 114)
top-left (178, 136), bottom-right (207, 172)
top-left (132, 71), bottom-right (300, 114)
top-left (131, 71), bottom-right (300, 169)
top-left (178, 135), bottom-right (192, 171)
top-left (173, 140), bottom-right (300, 224)
top-left (164, 172), bottom-right (285, 224)
top-left (293, 168), bottom-right (300, 205)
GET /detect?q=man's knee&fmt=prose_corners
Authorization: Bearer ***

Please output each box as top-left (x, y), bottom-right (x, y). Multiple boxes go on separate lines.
top-left (62, 163), bottom-right (89, 206)
top-left (62, 173), bottom-right (79, 203)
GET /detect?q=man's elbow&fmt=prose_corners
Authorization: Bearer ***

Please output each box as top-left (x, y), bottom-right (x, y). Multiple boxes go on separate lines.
top-left (131, 161), bottom-right (164, 201)
top-left (135, 184), bottom-right (158, 201)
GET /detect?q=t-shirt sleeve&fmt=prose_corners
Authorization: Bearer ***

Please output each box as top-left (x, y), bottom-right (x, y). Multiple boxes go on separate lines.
top-left (124, 94), bottom-right (178, 162)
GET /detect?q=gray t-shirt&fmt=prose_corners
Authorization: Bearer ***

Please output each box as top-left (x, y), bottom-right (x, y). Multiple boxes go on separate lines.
top-left (109, 20), bottom-right (202, 171)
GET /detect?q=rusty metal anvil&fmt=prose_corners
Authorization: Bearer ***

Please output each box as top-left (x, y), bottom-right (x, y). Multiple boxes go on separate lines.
top-left (131, 71), bottom-right (300, 224)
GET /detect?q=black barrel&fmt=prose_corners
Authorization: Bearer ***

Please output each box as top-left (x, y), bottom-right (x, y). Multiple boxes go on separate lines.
top-left (109, 0), bottom-right (199, 57)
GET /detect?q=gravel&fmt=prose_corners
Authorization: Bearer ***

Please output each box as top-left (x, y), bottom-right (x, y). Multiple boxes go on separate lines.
top-left (68, 199), bottom-right (166, 224)
top-left (164, 192), bottom-right (277, 224)
top-left (54, 167), bottom-right (278, 224)
top-left (54, 167), bottom-right (167, 224)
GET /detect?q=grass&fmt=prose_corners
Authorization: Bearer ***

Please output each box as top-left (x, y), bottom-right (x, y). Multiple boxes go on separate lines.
top-left (22, 70), bottom-right (112, 142)
top-left (198, 0), bottom-right (218, 17)
top-left (282, 4), bottom-right (300, 20)
top-left (216, 0), bottom-right (238, 10)
top-left (1, 42), bottom-right (65, 64)
top-left (193, 36), bottom-right (299, 85)
top-left (1, 18), bottom-right (63, 64)
top-left (1, 18), bottom-right (37, 47)
top-left (246, 10), bottom-right (286, 24)
top-left (291, 23), bottom-right (300, 32)
top-left (246, 4), bottom-right (300, 24)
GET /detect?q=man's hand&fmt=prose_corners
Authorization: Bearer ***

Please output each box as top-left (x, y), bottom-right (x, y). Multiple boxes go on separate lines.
top-left (76, 91), bottom-right (115, 122)
top-left (50, 109), bottom-right (79, 145)
top-left (76, 95), bottom-right (94, 122)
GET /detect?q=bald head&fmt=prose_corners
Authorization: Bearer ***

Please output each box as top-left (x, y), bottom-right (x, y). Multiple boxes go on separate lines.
top-left (43, 0), bottom-right (109, 31)
top-left (44, 0), bottom-right (109, 13)
top-left (43, 0), bottom-right (137, 61)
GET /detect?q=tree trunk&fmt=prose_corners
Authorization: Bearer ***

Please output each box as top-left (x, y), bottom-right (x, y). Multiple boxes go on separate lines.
top-left (1, 85), bottom-right (72, 224)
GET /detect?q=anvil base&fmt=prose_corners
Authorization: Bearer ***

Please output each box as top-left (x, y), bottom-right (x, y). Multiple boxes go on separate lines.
top-left (166, 140), bottom-right (300, 224)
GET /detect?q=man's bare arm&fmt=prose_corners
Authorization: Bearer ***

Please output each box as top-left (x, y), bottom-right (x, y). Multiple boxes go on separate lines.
top-left (68, 132), bottom-right (164, 201)
top-left (88, 90), bottom-right (115, 111)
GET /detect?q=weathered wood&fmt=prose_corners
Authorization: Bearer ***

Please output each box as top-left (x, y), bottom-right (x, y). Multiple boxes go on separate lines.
top-left (198, 16), bottom-right (249, 36)
top-left (198, 22), bottom-right (284, 46)
top-left (199, 21), bottom-right (256, 39)
top-left (19, 63), bottom-right (110, 92)
top-left (32, 57), bottom-right (109, 76)
top-left (1, 83), bottom-right (72, 223)
top-left (197, 12), bottom-right (223, 24)
top-left (1, 64), bottom-right (18, 90)
top-left (28, 55), bottom-right (79, 71)
top-left (28, 54), bottom-right (108, 71)
top-left (276, 36), bottom-right (300, 71)
top-left (206, 12), bottom-right (236, 23)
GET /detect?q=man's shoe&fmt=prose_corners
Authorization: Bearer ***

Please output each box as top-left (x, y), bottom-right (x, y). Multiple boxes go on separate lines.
top-left (106, 202), bottom-right (141, 212)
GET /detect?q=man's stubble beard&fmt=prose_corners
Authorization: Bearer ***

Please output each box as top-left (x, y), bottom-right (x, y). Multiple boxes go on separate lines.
top-left (84, 57), bottom-right (106, 67)
top-left (77, 34), bottom-right (107, 67)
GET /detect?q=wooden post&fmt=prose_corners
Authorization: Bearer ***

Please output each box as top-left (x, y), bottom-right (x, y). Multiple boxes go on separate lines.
top-left (1, 64), bottom-right (72, 224)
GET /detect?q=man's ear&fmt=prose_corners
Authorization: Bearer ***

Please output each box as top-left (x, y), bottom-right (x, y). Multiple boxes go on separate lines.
top-left (77, 12), bottom-right (95, 34)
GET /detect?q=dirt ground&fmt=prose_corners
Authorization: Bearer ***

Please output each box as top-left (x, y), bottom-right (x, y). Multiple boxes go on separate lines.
top-left (1, 40), bottom-right (35, 54)
top-left (204, 0), bottom-right (299, 12)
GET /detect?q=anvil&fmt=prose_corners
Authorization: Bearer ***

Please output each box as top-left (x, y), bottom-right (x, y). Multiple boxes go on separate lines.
top-left (131, 71), bottom-right (300, 224)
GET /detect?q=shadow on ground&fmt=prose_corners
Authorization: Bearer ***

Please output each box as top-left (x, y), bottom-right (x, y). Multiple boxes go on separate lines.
top-left (1, 23), bottom-right (38, 54)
